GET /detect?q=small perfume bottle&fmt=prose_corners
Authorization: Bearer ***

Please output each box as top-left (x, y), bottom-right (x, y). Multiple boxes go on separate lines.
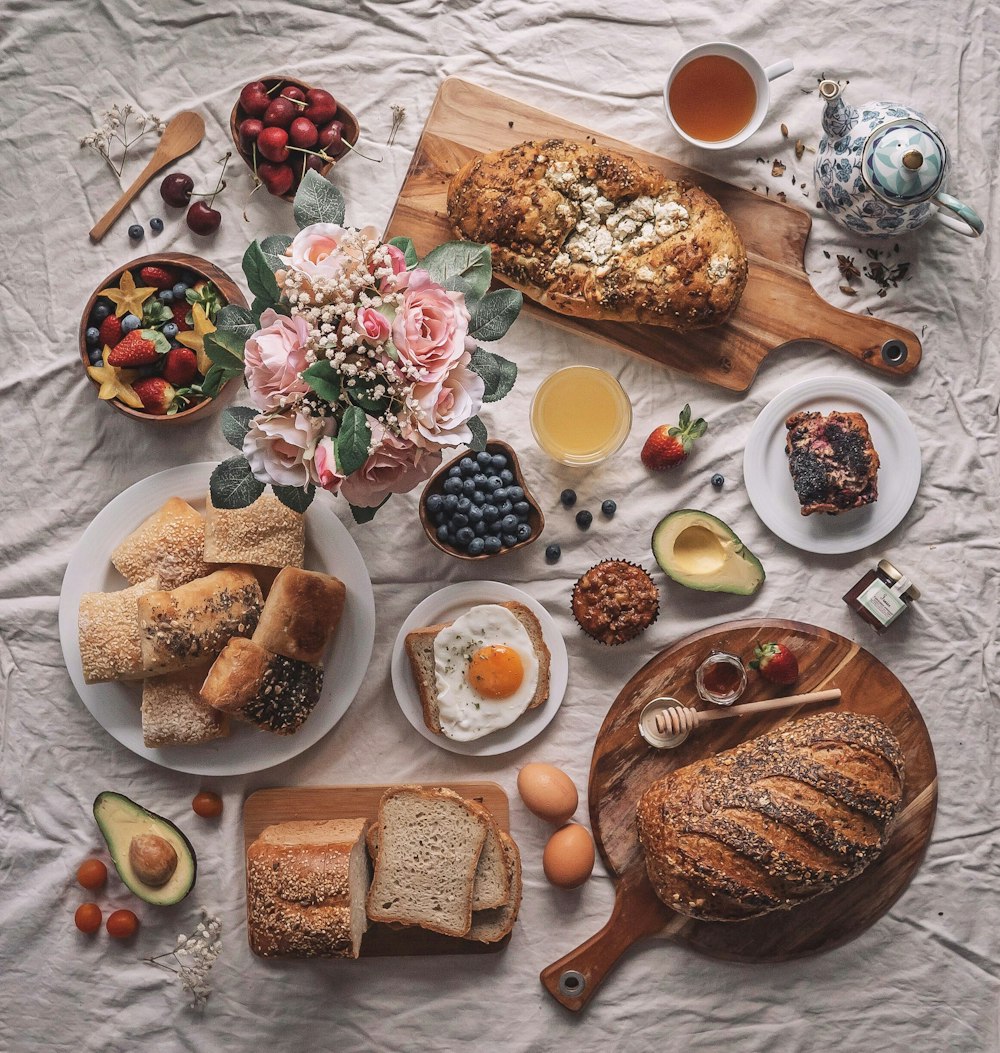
top-left (695, 651), bottom-right (747, 706)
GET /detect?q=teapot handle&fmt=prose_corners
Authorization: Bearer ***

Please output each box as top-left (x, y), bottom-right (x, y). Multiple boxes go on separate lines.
top-left (934, 193), bottom-right (985, 238)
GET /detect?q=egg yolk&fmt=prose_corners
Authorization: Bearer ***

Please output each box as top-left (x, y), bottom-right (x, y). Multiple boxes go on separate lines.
top-left (466, 645), bottom-right (524, 699)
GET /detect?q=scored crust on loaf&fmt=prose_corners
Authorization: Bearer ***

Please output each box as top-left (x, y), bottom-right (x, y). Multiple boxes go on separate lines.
top-left (366, 786), bottom-right (489, 937)
top-left (636, 712), bottom-right (905, 922)
top-left (252, 566), bottom-right (346, 664)
top-left (404, 601), bottom-right (550, 737)
top-left (111, 497), bottom-right (213, 589)
top-left (247, 818), bottom-right (370, 958)
top-left (141, 670), bottom-right (229, 747)
top-left (448, 138), bottom-right (748, 332)
top-left (78, 576), bottom-right (159, 684)
top-left (465, 830), bottom-right (523, 944)
top-left (204, 492), bottom-right (305, 569)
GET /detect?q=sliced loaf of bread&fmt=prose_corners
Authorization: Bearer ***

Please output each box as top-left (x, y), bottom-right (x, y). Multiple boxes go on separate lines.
top-left (466, 830), bottom-right (523, 943)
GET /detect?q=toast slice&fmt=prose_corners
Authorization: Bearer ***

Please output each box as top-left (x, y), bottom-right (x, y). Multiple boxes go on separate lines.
top-left (466, 831), bottom-right (523, 943)
top-left (404, 601), bottom-right (550, 737)
top-left (366, 786), bottom-right (488, 936)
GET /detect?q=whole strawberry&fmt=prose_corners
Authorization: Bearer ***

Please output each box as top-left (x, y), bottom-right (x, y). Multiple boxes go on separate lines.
top-left (132, 377), bottom-right (177, 415)
top-left (107, 331), bottom-right (159, 367)
top-left (171, 302), bottom-right (192, 331)
top-left (641, 404), bottom-right (708, 470)
top-left (162, 347), bottom-right (198, 386)
top-left (750, 642), bottom-right (799, 686)
top-left (98, 314), bottom-right (123, 348)
top-left (138, 265), bottom-right (179, 290)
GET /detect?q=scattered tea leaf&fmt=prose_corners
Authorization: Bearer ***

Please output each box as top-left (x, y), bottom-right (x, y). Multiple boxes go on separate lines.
top-left (823, 250), bottom-right (831, 259)
top-left (780, 123), bottom-right (789, 137)
top-left (772, 160), bottom-right (786, 177)
top-left (837, 254), bottom-right (861, 281)
top-left (776, 191), bottom-right (787, 202)
top-left (839, 284), bottom-right (858, 296)
top-left (756, 156), bottom-right (766, 165)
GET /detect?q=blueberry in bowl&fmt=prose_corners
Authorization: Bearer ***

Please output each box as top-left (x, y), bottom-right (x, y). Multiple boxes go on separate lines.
top-left (419, 440), bottom-right (545, 560)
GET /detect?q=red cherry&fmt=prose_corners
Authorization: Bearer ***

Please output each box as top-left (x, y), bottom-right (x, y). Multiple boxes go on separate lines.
top-left (238, 118), bottom-right (264, 151)
top-left (303, 88), bottom-right (337, 125)
top-left (280, 85), bottom-right (306, 104)
top-left (304, 154), bottom-right (326, 174)
top-left (239, 81), bottom-right (271, 117)
top-left (257, 126), bottom-right (290, 162)
top-left (258, 162), bottom-right (295, 197)
top-left (186, 201), bottom-right (222, 235)
top-left (160, 172), bottom-right (194, 207)
top-left (263, 98), bottom-right (295, 129)
top-left (289, 117), bottom-right (318, 149)
top-left (317, 120), bottom-right (345, 155)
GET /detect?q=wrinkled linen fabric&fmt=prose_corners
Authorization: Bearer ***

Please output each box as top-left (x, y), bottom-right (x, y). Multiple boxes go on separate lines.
top-left (1, 1), bottom-right (998, 1051)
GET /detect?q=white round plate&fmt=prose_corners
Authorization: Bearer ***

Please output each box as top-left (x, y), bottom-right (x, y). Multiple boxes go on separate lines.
top-left (743, 376), bottom-right (921, 555)
top-left (390, 581), bottom-right (569, 756)
top-left (58, 462), bottom-right (375, 776)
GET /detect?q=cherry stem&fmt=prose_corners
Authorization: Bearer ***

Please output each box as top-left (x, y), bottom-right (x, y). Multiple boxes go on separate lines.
top-left (286, 138), bottom-right (382, 165)
top-left (207, 152), bottom-right (231, 207)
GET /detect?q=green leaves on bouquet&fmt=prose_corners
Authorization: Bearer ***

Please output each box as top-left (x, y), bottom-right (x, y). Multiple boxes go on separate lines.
top-left (335, 405), bottom-right (372, 476)
top-left (200, 330), bottom-right (247, 399)
top-left (209, 456), bottom-right (264, 509)
top-left (294, 169), bottom-right (346, 229)
top-left (302, 360), bottom-right (343, 403)
top-left (421, 241), bottom-right (492, 304)
top-left (242, 241), bottom-right (280, 312)
top-left (469, 289), bottom-right (523, 342)
top-left (469, 347), bottom-right (517, 404)
top-left (466, 415), bottom-right (488, 452)
top-left (388, 236), bottom-right (419, 268)
top-left (220, 405), bottom-right (257, 450)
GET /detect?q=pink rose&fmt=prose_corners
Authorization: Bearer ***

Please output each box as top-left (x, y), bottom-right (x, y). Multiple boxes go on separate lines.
top-left (308, 436), bottom-right (347, 494)
top-left (407, 356), bottom-right (485, 448)
top-left (391, 269), bottom-right (471, 385)
top-left (340, 418), bottom-right (442, 507)
top-left (281, 223), bottom-right (380, 282)
top-left (353, 306), bottom-right (391, 345)
top-left (377, 245), bottom-right (410, 294)
top-left (243, 408), bottom-right (325, 488)
top-left (244, 309), bottom-right (312, 411)
top-left (385, 244), bottom-right (408, 275)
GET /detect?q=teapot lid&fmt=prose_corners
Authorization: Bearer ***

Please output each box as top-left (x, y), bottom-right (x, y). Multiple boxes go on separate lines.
top-left (863, 119), bottom-right (947, 205)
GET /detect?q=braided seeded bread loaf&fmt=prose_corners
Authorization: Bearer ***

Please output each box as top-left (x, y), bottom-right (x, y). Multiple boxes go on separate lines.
top-left (636, 713), bottom-right (904, 921)
top-left (447, 138), bottom-right (748, 331)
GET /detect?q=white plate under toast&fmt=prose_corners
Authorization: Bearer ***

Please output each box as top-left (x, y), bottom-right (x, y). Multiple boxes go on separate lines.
top-left (390, 581), bottom-right (569, 756)
top-left (58, 462), bottom-right (376, 776)
top-left (743, 376), bottom-right (921, 555)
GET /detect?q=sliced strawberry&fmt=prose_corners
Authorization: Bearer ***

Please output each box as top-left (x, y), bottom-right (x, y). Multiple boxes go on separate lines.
top-left (98, 314), bottom-right (123, 347)
top-left (162, 346), bottom-right (198, 386)
top-left (132, 377), bottom-right (177, 415)
top-left (171, 302), bottom-right (192, 331)
top-left (640, 404), bottom-right (708, 471)
top-left (138, 265), bottom-right (179, 290)
top-left (107, 331), bottom-right (159, 367)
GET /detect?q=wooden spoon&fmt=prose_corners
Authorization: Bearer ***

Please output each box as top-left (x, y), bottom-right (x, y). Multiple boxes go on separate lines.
top-left (89, 111), bottom-right (205, 243)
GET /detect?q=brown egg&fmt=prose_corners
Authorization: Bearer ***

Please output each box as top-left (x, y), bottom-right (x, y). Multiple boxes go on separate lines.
top-left (517, 763), bottom-right (579, 825)
top-left (542, 823), bottom-right (596, 889)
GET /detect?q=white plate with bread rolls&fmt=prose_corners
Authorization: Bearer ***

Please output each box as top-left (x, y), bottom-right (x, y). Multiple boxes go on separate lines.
top-left (390, 581), bottom-right (569, 756)
top-left (59, 462), bottom-right (376, 775)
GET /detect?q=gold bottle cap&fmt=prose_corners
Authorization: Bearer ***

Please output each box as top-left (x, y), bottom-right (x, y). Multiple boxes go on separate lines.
top-left (877, 559), bottom-right (921, 600)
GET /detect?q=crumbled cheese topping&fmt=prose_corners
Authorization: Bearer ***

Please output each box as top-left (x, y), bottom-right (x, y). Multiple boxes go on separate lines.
top-left (708, 254), bottom-right (733, 282)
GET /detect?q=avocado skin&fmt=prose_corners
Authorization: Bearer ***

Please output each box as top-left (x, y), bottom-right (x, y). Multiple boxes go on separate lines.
top-left (93, 791), bottom-right (197, 906)
top-left (651, 508), bottom-right (765, 595)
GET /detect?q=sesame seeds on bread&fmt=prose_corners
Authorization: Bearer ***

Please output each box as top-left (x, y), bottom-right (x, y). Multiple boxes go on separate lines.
top-left (111, 497), bottom-right (213, 590)
top-left (141, 670), bottom-right (229, 747)
top-left (204, 492), bottom-right (305, 569)
top-left (78, 576), bottom-right (160, 684)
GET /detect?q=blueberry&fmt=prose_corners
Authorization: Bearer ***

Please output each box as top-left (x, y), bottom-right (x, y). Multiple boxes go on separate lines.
top-left (121, 314), bottom-right (141, 333)
top-left (474, 520), bottom-right (487, 537)
top-left (91, 302), bottom-right (111, 324)
top-left (492, 487), bottom-right (508, 503)
top-left (545, 542), bottom-right (561, 564)
top-left (502, 533), bottom-right (518, 548)
top-left (128, 223), bottom-right (144, 241)
top-left (483, 504), bottom-right (500, 522)
top-left (459, 457), bottom-right (477, 476)
top-left (486, 475), bottom-right (503, 491)
top-left (507, 485), bottom-right (524, 502)
top-left (452, 513), bottom-right (469, 529)
top-left (433, 510), bottom-right (448, 527)
top-left (497, 500), bottom-right (514, 517)
top-left (467, 537), bottom-right (486, 556)
top-left (490, 453), bottom-right (507, 471)
top-left (560, 488), bottom-right (577, 508)
top-left (443, 476), bottom-right (463, 495)
top-left (456, 496), bottom-right (471, 514)
top-left (576, 509), bottom-right (593, 530)
top-left (469, 503), bottom-right (484, 521)
top-left (180, 271), bottom-right (197, 286)
top-left (473, 472), bottom-right (489, 490)
top-left (472, 490), bottom-right (486, 506)
top-left (150, 217), bottom-right (164, 233)
top-left (442, 493), bottom-right (460, 513)
top-left (516, 522), bottom-right (532, 542)
top-left (448, 465), bottom-right (463, 478)
top-left (455, 526), bottom-right (475, 547)
top-left (158, 289), bottom-right (175, 304)
top-left (85, 326), bottom-right (100, 346)
top-left (513, 501), bottom-right (531, 518)
top-left (711, 473), bottom-right (725, 488)
top-left (162, 322), bottom-right (179, 340)
top-left (500, 469), bottom-right (514, 485)
top-left (476, 451), bottom-right (493, 467)
top-left (484, 536), bottom-right (502, 554)
top-left (436, 524), bottom-right (450, 542)
top-left (602, 499), bottom-right (617, 518)
top-left (500, 513), bottom-right (519, 534)
top-left (88, 348), bottom-right (103, 365)
top-left (461, 478), bottom-right (477, 497)
top-left (172, 283), bottom-right (188, 299)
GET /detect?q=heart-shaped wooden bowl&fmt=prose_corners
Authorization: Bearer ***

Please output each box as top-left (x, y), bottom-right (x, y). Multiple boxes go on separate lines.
top-left (80, 252), bottom-right (248, 423)
top-left (419, 440), bottom-right (545, 561)
top-left (229, 75), bottom-right (361, 202)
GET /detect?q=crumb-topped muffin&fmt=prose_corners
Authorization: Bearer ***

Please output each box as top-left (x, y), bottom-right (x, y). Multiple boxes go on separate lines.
top-left (571, 560), bottom-right (659, 645)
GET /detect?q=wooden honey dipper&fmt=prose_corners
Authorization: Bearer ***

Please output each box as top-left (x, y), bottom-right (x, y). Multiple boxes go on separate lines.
top-left (653, 688), bottom-right (842, 738)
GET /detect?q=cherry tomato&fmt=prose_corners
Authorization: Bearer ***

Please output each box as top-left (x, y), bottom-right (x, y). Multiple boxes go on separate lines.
top-left (75, 902), bottom-right (102, 934)
top-left (192, 791), bottom-right (223, 818)
top-left (106, 909), bottom-right (139, 939)
top-left (76, 858), bottom-right (108, 890)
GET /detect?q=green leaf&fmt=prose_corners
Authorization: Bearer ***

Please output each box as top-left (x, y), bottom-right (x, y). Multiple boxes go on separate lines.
top-left (139, 328), bottom-right (171, 355)
top-left (302, 360), bottom-right (342, 403)
top-left (469, 289), bottom-right (522, 342)
top-left (209, 327), bottom-right (248, 358)
top-left (420, 241), bottom-right (492, 303)
top-left (220, 406), bottom-right (257, 450)
top-left (293, 169), bottom-right (346, 228)
top-left (335, 405), bottom-right (371, 476)
top-left (273, 483), bottom-right (315, 513)
top-left (469, 347), bottom-right (517, 403)
top-left (215, 305), bottom-right (259, 344)
top-left (200, 364), bottom-right (235, 399)
top-left (260, 234), bottom-right (293, 273)
top-left (142, 300), bottom-right (172, 327)
top-left (388, 236), bottom-right (419, 268)
top-left (209, 456), bottom-right (265, 509)
top-left (346, 377), bottom-right (390, 417)
top-left (204, 332), bottom-right (245, 371)
top-left (185, 281), bottom-right (223, 321)
top-left (242, 241), bottom-right (280, 306)
top-left (466, 415), bottom-right (487, 452)
top-left (350, 495), bottom-right (390, 523)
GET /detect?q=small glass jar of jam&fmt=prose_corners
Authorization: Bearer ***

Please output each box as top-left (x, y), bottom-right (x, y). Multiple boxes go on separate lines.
top-left (695, 651), bottom-right (747, 706)
top-left (843, 559), bottom-right (920, 634)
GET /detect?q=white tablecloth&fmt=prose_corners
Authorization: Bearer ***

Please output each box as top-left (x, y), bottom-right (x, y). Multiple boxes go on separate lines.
top-left (2, 2), bottom-right (998, 1050)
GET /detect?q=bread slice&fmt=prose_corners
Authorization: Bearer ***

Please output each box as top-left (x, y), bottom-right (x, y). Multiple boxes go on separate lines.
top-left (366, 786), bottom-right (488, 936)
top-left (247, 818), bottom-right (370, 958)
top-left (404, 601), bottom-right (550, 736)
top-left (466, 831), bottom-right (523, 943)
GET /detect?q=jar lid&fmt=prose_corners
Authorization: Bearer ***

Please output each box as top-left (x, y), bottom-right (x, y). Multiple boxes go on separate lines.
top-left (878, 559), bottom-right (921, 600)
top-left (863, 119), bottom-right (947, 205)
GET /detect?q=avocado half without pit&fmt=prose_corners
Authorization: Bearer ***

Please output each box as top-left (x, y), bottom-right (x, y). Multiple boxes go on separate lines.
top-left (93, 792), bottom-right (197, 906)
top-left (651, 509), bottom-right (765, 595)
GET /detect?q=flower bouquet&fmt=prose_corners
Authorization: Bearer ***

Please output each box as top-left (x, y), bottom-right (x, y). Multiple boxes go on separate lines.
top-left (204, 170), bottom-right (522, 521)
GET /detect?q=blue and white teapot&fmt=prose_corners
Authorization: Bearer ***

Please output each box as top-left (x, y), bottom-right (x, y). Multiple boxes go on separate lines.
top-left (814, 79), bottom-right (983, 239)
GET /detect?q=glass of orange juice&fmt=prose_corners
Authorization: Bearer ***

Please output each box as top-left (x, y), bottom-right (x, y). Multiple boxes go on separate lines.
top-left (529, 366), bottom-right (632, 467)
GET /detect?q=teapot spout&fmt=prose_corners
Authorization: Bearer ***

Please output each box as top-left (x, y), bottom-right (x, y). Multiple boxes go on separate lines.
top-left (819, 79), bottom-right (856, 138)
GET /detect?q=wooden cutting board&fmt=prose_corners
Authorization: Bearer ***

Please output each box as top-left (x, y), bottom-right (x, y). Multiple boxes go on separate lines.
top-left (244, 781), bottom-right (510, 956)
top-left (384, 78), bottom-right (921, 392)
top-left (539, 619), bottom-right (937, 1011)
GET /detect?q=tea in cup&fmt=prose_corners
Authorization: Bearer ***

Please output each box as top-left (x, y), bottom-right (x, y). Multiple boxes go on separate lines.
top-left (664, 42), bottom-right (793, 149)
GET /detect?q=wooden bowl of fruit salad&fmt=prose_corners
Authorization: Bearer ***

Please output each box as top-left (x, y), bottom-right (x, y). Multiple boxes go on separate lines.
top-left (80, 252), bottom-right (248, 423)
top-left (230, 75), bottom-right (361, 201)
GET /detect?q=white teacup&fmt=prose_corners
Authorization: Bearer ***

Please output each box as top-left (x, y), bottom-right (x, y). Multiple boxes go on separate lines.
top-left (664, 42), bottom-right (794, 150)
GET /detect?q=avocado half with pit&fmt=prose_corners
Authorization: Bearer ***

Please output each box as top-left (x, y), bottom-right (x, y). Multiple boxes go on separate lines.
top-left (652, 509), bottom-right (765, 595)
top-left (93, 792), bottom-right (197, 906)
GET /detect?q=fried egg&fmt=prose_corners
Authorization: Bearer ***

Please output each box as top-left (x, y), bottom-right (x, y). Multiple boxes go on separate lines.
top-left (433, 605), bottom-right (539, 741)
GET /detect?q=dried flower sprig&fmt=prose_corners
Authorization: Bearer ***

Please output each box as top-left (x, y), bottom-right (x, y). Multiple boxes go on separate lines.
top-left (387, 104), bottom-right (406, 146)
top-left (143, 907), bottom-right (222, 1010)
top-left (80, 103), bottom-right (166, 178)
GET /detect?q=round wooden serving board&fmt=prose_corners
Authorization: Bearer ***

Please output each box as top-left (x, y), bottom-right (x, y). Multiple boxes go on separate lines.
top-left (540, 619), bottom-right (937, 1012)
